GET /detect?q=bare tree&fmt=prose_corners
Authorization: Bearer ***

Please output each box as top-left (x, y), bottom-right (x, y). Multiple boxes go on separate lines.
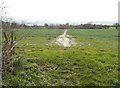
top-left (1, 2), bottom-right (16, 77)
top-left (0, 2), bottom-right (7, 21)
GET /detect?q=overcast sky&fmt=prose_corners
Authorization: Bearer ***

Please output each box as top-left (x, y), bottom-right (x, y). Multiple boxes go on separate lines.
top-left (1, 0), bottom-right (120, 23)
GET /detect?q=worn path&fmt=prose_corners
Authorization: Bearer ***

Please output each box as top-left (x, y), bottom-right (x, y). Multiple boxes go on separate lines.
top-left (55, 30), bottom-right (76, 47)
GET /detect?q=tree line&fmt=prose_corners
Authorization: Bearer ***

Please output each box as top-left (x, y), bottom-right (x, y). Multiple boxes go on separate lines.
top-left (2, 20), bottom-right (120, 29)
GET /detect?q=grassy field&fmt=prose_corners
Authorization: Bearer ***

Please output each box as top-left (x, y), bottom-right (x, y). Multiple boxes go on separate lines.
top-left (3, 29), bottom-right (119, 86)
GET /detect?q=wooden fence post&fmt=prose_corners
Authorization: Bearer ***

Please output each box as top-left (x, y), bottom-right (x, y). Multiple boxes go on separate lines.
top-left (2, 31), bottom-right (16, 67)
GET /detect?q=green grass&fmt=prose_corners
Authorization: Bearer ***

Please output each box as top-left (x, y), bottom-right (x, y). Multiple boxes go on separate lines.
top-left (3, 29), bottom-right (119, 86)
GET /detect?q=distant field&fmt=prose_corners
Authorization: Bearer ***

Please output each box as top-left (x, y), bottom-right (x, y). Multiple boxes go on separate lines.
top-left (3, 29), bottom-right (119, 86)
